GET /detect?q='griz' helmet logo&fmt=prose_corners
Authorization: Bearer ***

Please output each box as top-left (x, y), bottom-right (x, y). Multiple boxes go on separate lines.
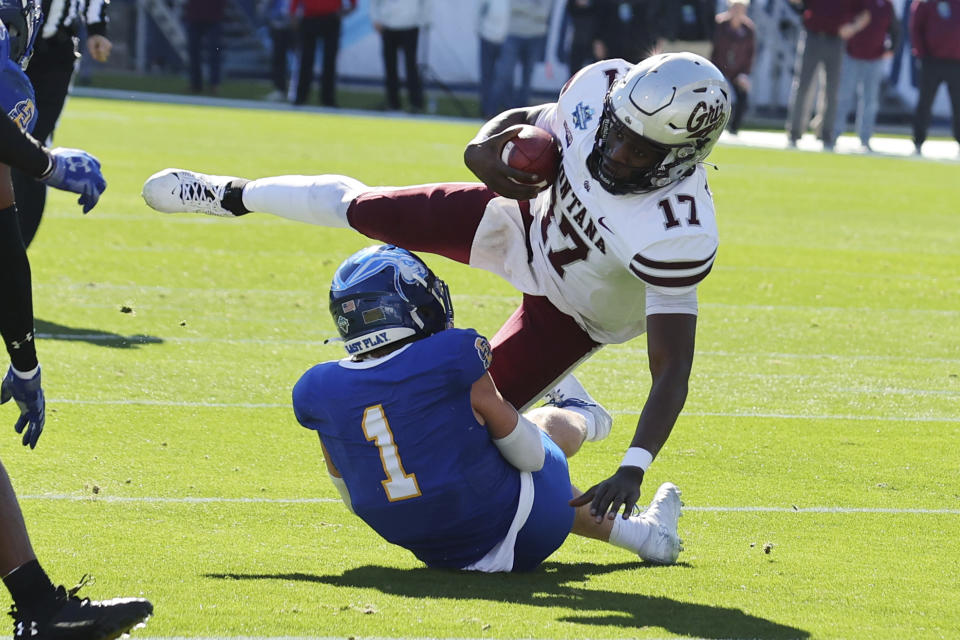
top-left (686, 101), bottom-right (725, 139)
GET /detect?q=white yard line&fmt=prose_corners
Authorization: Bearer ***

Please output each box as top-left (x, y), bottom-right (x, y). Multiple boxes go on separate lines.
top-left (17, 494), bottom-right (960, 514)
top-left (34, 282), bottom-right (960, 318)
top-left (138, 635), bottom-right (812, 640)
top-left (130, 637), bottom-right (809, 640)
top-left (31, 332), bottom-right (960, 365)
top-left (48, 398), bottom-right (290, 408)
top-left (44, 398), bottom-right (960, 423)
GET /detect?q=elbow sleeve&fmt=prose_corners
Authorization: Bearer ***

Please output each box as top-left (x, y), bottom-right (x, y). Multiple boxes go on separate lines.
top-left (493, 414), bottom-right (545, 472)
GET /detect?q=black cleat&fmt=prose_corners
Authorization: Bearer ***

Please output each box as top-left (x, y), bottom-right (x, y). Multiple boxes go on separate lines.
top-left (9, 577), bottom-right (153, 640)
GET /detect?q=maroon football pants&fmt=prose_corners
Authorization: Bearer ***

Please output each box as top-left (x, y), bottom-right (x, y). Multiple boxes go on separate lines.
top-left (347, 183), bottom-right (601, 409)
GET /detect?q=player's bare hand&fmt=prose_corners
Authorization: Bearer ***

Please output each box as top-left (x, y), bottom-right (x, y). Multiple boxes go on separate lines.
top-left (464, 126), bottom-right (544, 201)
top-left (569, 466), bottom-right (645, 523)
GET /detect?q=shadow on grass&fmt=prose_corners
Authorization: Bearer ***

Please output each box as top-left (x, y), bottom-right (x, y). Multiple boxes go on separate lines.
top-left (35, 319), bottom-right (164, 349)
top-left (206, 562), bottom-right (809, 639)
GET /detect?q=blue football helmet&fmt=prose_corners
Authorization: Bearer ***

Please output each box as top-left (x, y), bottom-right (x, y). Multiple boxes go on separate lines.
top-left (0, 0), bottom-right (41, 70)
top-left (329, 245), bottom-right (453, 356)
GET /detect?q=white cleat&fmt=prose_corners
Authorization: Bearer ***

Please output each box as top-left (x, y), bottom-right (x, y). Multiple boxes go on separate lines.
top-left (637, 482), bottom-right (684, 565)
top-left (544, 374), bottom-right (613, 442)
top-left (142, 168), bottom-right (239, 217)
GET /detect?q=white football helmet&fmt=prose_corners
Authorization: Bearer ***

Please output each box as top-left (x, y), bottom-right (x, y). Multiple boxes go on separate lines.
top-left (588, 52), bottom-right (731, 194)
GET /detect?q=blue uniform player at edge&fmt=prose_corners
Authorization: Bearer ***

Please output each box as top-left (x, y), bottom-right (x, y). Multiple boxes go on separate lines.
top-left (0, 2), bottom-right (151, 638)
top-left (293, 245), bottom-right (685, 571)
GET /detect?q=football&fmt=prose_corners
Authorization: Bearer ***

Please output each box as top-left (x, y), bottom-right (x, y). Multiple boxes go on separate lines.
top-left (500, 125), bottom-right (561, 189)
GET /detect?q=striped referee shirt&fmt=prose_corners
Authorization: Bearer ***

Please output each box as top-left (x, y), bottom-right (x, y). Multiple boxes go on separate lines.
top-left (40, 0), bottom-right (109, 39)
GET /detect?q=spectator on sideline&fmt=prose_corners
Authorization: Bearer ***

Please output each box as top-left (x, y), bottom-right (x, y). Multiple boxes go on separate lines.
top-left (660, 0), bottom-right (715, 59)
top-left (370, 0), bottom-right (430, 113)
top-left (293, 244), bottom-right (684, 571)
top-left (490, 0), bottom-right (554, 112)
top-left (184, 0), bottom-right (227, 95)
top-left (593, 0), bottom-right (668, 63)
top-left (291, 0), bottom-right (357, 107)
top-left (834, 0), bottom-right (898, 152)
top-left (265, 0), bottom-right (294, 102)
top-left (10, 0), bottom-right (111, 248)
top-left (710, 0), bottom-right (755, 135)
top-left (2, 5), bottom-right (152, 636)
top-left (565, 0), bottom-right (601, 74)
top-left (785, 0), bottom-right (871, 151)
top-left (910, 0), bottom-right (960, 155)
top-left (476, 0), bottom-right (509, 118)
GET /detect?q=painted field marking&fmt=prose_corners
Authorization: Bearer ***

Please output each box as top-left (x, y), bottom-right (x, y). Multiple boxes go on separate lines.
top-left (44, 397), bottom-right (960, 423)
top-left (17, 494), bottom-right (960, 514)
top-left (33, 329), bottom-right (960, 366)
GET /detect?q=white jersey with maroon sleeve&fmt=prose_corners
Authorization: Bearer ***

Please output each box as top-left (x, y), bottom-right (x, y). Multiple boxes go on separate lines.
top-left (469, 59), bottom-right (719, 345)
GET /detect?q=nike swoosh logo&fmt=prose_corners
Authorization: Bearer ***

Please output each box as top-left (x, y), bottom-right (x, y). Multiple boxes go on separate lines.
top-left (597, 216), bottom-right (612, 232)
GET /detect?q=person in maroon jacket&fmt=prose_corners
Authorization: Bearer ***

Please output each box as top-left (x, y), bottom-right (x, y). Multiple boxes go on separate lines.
top-left (184, 0), bottom-right (227, 94)
top-left (710, 0), bottom-right (755, 134)
top-left (834, 0), bottom-right (899, 151)
top-left (785, 0), bottom-right (871, 150)
top-left (291, 0), bottom-right (357, 106)
top-left (910, 0), bottom-right (960, 154)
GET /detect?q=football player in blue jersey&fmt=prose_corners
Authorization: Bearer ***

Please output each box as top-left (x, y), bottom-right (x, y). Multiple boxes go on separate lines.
top-left (1, 2), bottom-right (151, 638)
top-left (293, 244), bottom-right (684, 571)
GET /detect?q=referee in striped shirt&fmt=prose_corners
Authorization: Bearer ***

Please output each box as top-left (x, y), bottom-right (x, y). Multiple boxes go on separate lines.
top-left (11, 0), bottom-right (111, 248)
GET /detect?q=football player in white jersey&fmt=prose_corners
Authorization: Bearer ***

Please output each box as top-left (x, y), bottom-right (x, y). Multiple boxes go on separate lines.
top-left (142, 52), bottom-right (731, 524)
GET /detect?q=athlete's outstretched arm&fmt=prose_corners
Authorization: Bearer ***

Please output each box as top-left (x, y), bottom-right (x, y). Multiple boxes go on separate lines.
top-left (463, 104), bottom-right (553, 201)
top-left (1, 114), bottom-right (107, 213)
top-left (571, 314), bottom-right (696, 521)
top-left (0, 165), bottom-right (45, 449)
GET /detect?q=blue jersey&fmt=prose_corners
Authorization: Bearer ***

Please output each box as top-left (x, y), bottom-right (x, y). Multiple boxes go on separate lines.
top-left (0, 20), bottom-right (37, 135)
top-left (293, 328), bottom-right (524, 569)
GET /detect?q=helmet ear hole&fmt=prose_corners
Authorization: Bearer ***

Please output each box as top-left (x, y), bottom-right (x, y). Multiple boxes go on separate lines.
top-left (416, 303), bottom-right (440, 328)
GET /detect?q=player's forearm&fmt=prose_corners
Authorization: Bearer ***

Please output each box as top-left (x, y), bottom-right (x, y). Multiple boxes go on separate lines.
top-left (467, 106), bottom-right (551, 147)
top-left (629, 373), bottom-right (689, 456)
top-left (0, 204), bottom-right (39, 371)
top-left (467, 108), bottom-right (530, 155)
top-left (0, 116), bottom-right (50, 178)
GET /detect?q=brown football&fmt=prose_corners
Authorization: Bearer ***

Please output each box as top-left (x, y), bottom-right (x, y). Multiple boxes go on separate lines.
top-left (500, 125), bottom-right (561, 190)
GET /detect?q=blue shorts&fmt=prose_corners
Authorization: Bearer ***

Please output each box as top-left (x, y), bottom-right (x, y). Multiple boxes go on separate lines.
top-left (511, 432), bottom-right (575, 571)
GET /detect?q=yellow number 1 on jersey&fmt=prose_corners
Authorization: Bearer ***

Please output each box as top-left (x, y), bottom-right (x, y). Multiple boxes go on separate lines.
top-left (362, 405), bottom-right (421, 501)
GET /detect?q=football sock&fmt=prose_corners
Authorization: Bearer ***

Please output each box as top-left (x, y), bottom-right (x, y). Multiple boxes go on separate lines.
top-left (608, 515), bottom-right (652, 554)
top-left (240, 174), bottom-right (367, 228)
top-left (221, 179), bottom-right (251, 216)
top-left (3, 560), bottom-right (57, 613)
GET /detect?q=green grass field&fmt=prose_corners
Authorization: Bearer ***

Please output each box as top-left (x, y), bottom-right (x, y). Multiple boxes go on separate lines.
top-left (3, 97), bottom-right (958, 640)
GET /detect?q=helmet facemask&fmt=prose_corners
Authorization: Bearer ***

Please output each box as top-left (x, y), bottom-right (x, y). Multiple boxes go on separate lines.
top-left (588, 99), bottom-right (673, 195)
